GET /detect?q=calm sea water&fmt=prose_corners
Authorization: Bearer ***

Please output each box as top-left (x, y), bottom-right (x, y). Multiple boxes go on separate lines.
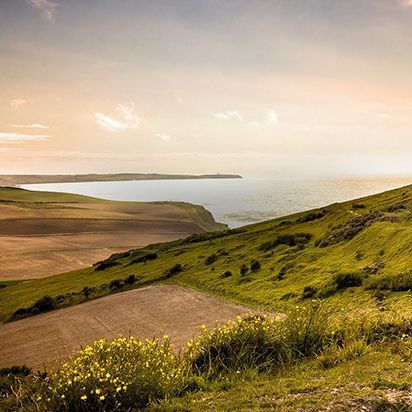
top-left (22, 177), bottom-right (412, 228)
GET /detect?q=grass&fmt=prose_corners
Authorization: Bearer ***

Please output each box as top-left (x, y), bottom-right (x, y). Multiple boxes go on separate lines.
top-left (2, 183), bottom-right (412, 322)
top-left (2, 307), bottom-right (412, 411)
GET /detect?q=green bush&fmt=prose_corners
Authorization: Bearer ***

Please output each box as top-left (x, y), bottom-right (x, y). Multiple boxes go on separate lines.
top-left (205, 254), bottom-right (218, 266)
top-left (302, 286), bottom-right (317, 299)
top-left (334, 273), bottom-right (363, 290)
top-left (240, 264), bottom-right (249, 276)
top-left (185, 306), bottom-right (330, 378)
top-left (164, 264), bottom-right (183, 279)
top-left (220, 271), bottom-right (233, 279)
top-left (296, 210), bottom-right (327, 223)
top-left (259, 233), bottom-right (312, 252)
top-left (366, 272), bottom-right (412, 292)
top-left (250, 260), bottom-right (261, 272)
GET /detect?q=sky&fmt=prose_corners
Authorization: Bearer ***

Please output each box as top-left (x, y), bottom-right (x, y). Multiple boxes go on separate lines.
top-left (1, 0), bottom-right (412, 177)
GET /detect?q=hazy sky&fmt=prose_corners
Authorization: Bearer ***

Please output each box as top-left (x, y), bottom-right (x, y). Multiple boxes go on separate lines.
top-left (1, 0), bottom-right (412, 176)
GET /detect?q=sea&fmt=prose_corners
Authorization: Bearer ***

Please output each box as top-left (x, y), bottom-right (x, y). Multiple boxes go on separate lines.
top-left (22, 176), bottom-right (412, 228)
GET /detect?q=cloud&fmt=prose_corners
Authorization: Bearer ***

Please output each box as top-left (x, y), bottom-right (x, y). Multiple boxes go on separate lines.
top-left (156, 134), bottom-right (172, 142)
top-left (94, 103), bottom-right (141, 132)
top-left (267, 110), bottom-right (279, 125)
top-left (10, 99), bottom-right (27, 109)
top-left (213, 111), bottom-right (243, 121)
top-left (0, 132), bottom-right (48, 143)
top-left (12, 123), bottom-right (49, 129)
top-left (26, 0), bottom-right (58, 22)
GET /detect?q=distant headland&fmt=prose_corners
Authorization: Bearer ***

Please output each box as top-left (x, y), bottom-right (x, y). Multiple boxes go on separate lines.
top-left (0, 173), bottom-right (242, 186)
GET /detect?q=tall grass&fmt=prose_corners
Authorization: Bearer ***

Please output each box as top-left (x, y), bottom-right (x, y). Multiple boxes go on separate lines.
top-left (185, 306), bottom-right (331, 378)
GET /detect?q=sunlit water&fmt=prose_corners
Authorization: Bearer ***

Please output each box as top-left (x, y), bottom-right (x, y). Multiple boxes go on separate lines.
top-left (22, 177), bottom-right (412, 228)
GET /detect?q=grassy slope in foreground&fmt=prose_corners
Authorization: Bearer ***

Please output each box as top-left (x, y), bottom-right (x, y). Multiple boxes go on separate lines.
top-left (1, 183), bottom-right (412, 323)
top-left (0, 187), bottom-right (226, 281)
top-left (0, 172), bottom-right (242, 185)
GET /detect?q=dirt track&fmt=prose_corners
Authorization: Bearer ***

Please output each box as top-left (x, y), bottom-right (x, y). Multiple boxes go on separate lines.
top-left (0, 285), bottom-right (260, 370)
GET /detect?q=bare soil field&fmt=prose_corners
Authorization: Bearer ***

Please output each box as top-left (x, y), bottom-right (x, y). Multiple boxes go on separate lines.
top-left (0, 188), bottom-right (225, 280)
top-left (0, 285), bottom-right (260, 370)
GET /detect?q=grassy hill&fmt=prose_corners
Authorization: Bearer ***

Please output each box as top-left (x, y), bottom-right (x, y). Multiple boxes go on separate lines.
top-left (1, 183), bottom-right (412, 323)
top-left (1, 184), bottom-right (412, 411)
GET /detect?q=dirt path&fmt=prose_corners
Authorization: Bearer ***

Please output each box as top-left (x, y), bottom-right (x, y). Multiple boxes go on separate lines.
top-left (0, 285), bottom-right (262, 370)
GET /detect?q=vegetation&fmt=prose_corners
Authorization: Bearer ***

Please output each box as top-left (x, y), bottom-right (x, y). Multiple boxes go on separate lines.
top-left (3, 307), bottom-right (412, 411)
top-left (3, 183), bottom-right (412, 324)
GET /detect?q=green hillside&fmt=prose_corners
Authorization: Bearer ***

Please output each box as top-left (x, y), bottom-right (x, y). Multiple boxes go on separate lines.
top-left (1, 183), bottom-right (412, 323)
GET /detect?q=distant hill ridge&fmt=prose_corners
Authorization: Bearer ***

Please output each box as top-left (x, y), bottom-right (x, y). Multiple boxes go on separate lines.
top-left (0, 173), bottom-right (242, 186)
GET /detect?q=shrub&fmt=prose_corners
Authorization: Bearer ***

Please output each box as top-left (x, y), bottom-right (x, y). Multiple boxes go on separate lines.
top-left (220, 271), bottom-right (233, 279)
top-left (164, 264), bottom-right (183, 279)
top-left (185, 306), bottom-right (330, 378)
top-left (302, 286), bottom-right (317, 299)
top-left (82, 287), bottom-right (92, 297)
top-left (128, 252), bottom-right (158, 265)
top-left (250, 260), bottom-right (261, 272)
top-left (296, 210), bottom-right (327, 223)
top-left (94, 260), bottom-right (120, 271)
top-left (126, 274), bottom-right (138, 284)
top-left (317, 211), bottom-right (384, 248)
top-left (387, 203), bottom-right (406, 212)
top-left (352, 203), bottom-right (366, 210)
top-left (32, 296), bottom-right (57, 313)
top-left (109, 279), bottom-right (125, 290)
top-left (334, 273), bottom-right (363, 290)
top-left (240, 264), bottom-right (249, 276)
top-left (205, 253), bottom-right (218, 266)
top-left (366, 272), bottom-right (412, 292)
top-left (259, 233), bottom-right (312, 252)
top-left (277, 267), bottom-right (287, 280)
top-left (34, 337), bottom-right (187, 411)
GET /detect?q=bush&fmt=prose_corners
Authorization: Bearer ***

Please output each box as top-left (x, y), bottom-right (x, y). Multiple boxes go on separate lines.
top-left (220, 271), bottom-right (233, 279)
top-left (302, 286), bottom-right (317, 299)
top-left (32, 296), bottom-right (57, 313)
top-left (296, 210), bottom-right (327, 223)
top-left (352, 203), bottom-right (366, 210)
top-left (334, 273), bottom-right (363, 290)
top-left (126, 274), bottom-right (138, 284)
top-left (129, 252), bottom-right (158, 265)
top-left (277, 267), bottom-right (287, 280)
top-left (164, 264), bottom-right (183, 279)
top-left (205, 254), bottom-right (218, 266)
top-left (317, 211), bottom-right (384, 248)
top-left (250, 260), bottom-right (261, 272)
top-left (34, 337), bottom-right (187, 411)
top-left (387, 203), bottom-right (406, 213)
top-left (185, 306), bottom-right (330, 378)
top-left (366, 272), bottom-right (412, 292)
top-left (82, 287), bottom-right (92, 297)
top-left (240, 264), bottom-right (249, 276)
top-left (109, 279), bottom-right (125, 290)
top-left (259, 233), bottom-right (312, 252)
top-left (94, 260), bottom-right (120, 271)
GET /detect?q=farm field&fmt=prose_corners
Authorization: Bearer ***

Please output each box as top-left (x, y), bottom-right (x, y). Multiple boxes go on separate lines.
top-left (0, 284), bottom-right (259, 369)
top-left (0, 187), bottom-right (226, 280)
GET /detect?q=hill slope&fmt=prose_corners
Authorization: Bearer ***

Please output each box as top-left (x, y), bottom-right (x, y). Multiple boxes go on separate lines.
top-left (1, 183), bottom-right (412, 324)
top-left (0, 187), bottom-right (226, 280)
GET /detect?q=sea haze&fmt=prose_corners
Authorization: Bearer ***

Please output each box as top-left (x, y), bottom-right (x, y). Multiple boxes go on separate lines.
top-left (22, 177), bottom-right (412, 228)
